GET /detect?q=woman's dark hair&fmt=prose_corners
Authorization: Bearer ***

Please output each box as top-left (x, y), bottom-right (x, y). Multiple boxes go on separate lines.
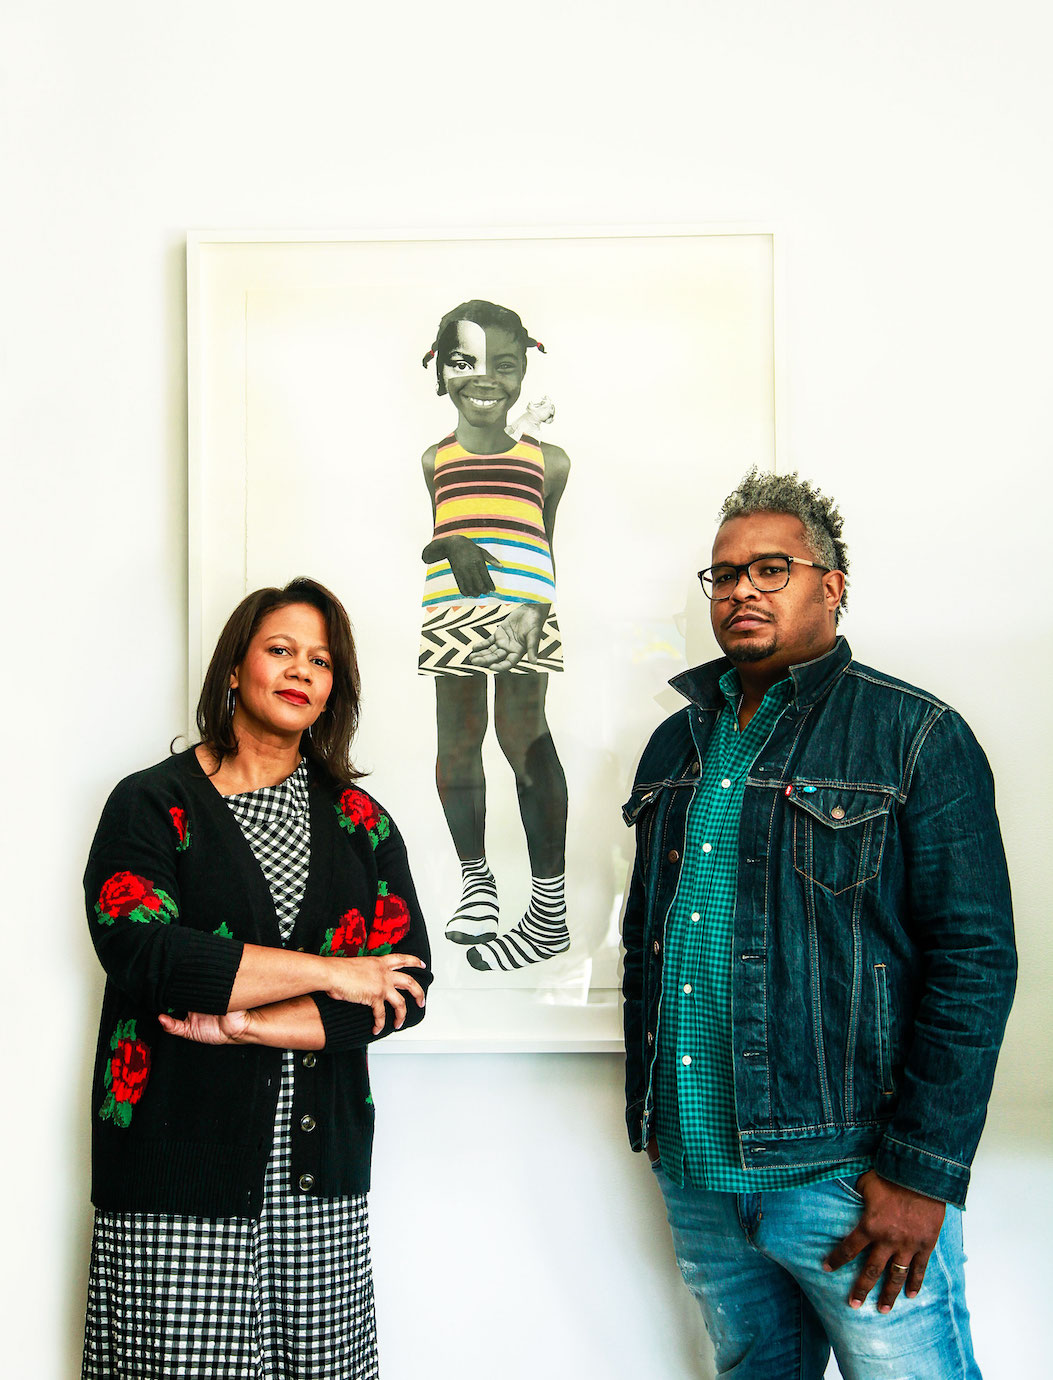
top-left (196, 577), bottom-right (363, 786)
top-left (422, 299), bottom-right (546, 395)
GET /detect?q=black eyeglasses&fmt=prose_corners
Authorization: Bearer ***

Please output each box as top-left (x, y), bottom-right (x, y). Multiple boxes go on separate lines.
top-left (698, 553), bottom-right (830, 601)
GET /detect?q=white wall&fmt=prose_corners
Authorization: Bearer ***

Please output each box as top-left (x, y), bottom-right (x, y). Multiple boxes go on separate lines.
top-left (6, 2), bottom-right (1050, 1375)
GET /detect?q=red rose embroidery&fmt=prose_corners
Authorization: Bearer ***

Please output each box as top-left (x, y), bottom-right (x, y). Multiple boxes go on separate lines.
top-left (326, 908), bottom-right (368, 956)
top-left (169, 806), bottom-right (191, 852)
top-left (338, 789), bottom-right (380, 832)
top-left (95, 871), bottom-right (178, 926)
top-left (334, 789), bottom-right (391, 849)
top-left (366, 882), bottom-right (411, 953)
top-left (98, 1018), bottom-right (151, 1128)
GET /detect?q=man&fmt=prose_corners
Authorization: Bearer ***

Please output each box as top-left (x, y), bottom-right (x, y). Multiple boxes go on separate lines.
top-left (621, 469), bottom-right (1015, 1378)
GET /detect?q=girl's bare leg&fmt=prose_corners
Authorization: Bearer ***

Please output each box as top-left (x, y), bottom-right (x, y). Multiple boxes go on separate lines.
top-left (435, 676), bottom-right (500, 943)
top-left (466, 673), bottom-right (570, 970)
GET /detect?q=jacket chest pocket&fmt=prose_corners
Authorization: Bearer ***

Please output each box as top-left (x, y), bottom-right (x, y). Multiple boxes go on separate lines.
top-left (789, 787), bottom-right (892, 896)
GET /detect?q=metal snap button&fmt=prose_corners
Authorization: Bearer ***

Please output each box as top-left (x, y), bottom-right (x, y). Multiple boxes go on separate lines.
top-left (302, 1053), bottom-right (317, 1068)
top-left (653, 940), bottom-right (661, 955)
top-left (667, 849), bottom-right (680, 863)
top-left (830, 806), bottom-right (846, 820)
top-left (298, 1173), bottom-right (315, 1192)
top-left (300, 1114), bottom-right (316, 1133)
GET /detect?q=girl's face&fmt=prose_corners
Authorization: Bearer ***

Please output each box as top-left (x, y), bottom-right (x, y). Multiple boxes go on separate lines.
top-left (442, 321), bottom-right (526, 426)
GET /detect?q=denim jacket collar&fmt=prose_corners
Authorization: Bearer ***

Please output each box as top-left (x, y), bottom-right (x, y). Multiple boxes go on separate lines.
top-left (668, 636), bottom-right (853, 714)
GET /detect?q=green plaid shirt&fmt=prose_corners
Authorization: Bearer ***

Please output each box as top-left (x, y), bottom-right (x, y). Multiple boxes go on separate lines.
top-left (654, 667), bottom-right (871, 1191)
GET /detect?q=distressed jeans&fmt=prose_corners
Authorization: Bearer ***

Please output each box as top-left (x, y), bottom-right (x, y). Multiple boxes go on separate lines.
top-left (653, 1163), bottom-right (981, 1379)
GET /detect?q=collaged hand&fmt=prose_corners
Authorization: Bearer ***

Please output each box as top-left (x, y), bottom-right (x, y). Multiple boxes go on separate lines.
top-left (442, 536), bottom-right (503, 597)
top-left (159, 1009), bottom-right (252, 1045)
top-left (467, 604), bottom-right (549, 671)
top-left (822, 1170), bottom-right (946, 1313)
top-left (323, 953), bottom-right (427, 1034)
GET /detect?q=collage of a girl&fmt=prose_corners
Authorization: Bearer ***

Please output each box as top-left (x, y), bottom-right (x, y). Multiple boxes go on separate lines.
top-left (418, 299), bottom-right (572, 973)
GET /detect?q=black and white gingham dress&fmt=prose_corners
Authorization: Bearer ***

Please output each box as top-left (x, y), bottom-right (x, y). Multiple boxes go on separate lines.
top-left (83, 761), bottom-right (379, 1379)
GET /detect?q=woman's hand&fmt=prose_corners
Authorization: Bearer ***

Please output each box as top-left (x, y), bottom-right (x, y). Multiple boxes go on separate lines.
top-left (323, 954), bottom-right (428, 1034)
top-left (429, 535), bottom-right (503, 596)
top-left (159, 1009), bottom-right (253, 1045)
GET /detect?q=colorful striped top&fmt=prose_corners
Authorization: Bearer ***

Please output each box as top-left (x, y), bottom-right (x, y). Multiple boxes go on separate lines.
top-left (422, 435), bottom-right (556, 608)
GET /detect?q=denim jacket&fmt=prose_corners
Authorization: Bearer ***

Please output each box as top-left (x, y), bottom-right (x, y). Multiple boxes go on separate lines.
top-left (621, 638), bottom-right (1015, 1206)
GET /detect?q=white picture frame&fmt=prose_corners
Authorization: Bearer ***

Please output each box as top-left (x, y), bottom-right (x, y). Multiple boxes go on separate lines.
top-left (187, 226), bottom-right (780, 1051)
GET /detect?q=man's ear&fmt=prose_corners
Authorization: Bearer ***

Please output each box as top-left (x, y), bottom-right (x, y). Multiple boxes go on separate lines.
top-left (823, 569), bottom-right (846, 611)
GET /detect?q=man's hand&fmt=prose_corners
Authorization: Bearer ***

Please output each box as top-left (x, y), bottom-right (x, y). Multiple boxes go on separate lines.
top-left (159, 1009), bottom-right (253, 1045)
top-left (823, 1170), bottom-right (946, 1313)
top-left (467, 604), bottom-right (549, 671)
top-left (645, 1137), bottom-right (661, 1164)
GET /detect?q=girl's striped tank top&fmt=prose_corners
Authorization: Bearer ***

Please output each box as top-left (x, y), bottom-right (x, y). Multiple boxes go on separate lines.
top-left (422, 434), bottom-right (556, 607)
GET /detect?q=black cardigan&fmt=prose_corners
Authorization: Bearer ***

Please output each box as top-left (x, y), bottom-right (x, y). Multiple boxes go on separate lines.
top-left (85, 749), bottom-right (432, 1217)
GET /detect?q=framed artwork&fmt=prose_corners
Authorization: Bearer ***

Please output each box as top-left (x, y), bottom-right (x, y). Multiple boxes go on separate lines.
top-left (187, 227), bottom-right (779, 1050)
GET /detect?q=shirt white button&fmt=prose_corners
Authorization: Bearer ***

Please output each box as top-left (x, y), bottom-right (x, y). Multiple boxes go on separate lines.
top-left (683, 983), bottom-right (692, 995)
top-left (682, 1054), bottom-right (692, 1066)
top-left (721, 779), bottom-right (731, 789)
top-left (691, 912), bottom-right (700, 922)
top-left (702, 843), bottom-right (712, 853)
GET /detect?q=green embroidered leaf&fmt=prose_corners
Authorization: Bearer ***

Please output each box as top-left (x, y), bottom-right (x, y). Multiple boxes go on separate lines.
top-left (320, 928), bottom-right (336, 956)
top-left (116, 1018), bottom-right (137, 1042)
top-left (365, 1092), bottom-right (374, 1107)
top-left (377, 881), bottom-right (389, 898)
top-left (98, 1092), bottom-right (116, 1122)
top-left (103, 1059), bottom-right (113, 1089)
top-left (94, 903), bottom-right (115, 927)
top-left (153, 888), bottom-right (178, 917)
top-left (375, 815), bottom-right (391, 843)
top-left (369, 943), bottom-right (393, 957)
top-left (113, 1100), bottom-right (133, 1128)
top-left (212, 921), bottom-right (234, 939)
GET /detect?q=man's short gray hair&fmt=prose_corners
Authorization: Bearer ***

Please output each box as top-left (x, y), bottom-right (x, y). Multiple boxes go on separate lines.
top-left (718, 467), bottom-right (849, 614)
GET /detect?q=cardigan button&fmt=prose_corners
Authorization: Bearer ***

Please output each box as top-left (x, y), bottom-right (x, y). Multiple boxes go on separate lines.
top-left (302, 1053), bottom-right (317, 1068)
top-left (300, 1114), bottom-right (317, 1133)
top-left (298, 1173), bottom-right (315, 1192)
top-left (667, 849), bottom-right (680, 863)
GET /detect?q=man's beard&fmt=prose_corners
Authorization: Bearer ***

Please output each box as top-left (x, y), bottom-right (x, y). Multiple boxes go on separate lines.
top-left (724, 634), bottom-right (777, 664)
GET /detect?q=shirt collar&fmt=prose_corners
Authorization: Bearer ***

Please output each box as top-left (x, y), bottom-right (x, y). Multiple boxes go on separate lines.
top-left (669, 636), bottom-right (853, 712)
top-left (716, 665), bottom-right (793, 716)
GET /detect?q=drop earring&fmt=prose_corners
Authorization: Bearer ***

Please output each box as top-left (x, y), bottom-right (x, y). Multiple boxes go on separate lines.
top-left (227, 688), bottom-right (236, 718)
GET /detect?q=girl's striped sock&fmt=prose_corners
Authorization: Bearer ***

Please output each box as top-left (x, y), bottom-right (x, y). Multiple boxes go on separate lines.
top-left (445, 857), bottom-right (500, 944)
top-left (466, 873), bottom-right (569, 971)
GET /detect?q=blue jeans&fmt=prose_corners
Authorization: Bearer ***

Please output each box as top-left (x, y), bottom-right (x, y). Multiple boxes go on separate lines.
top-left (653, 1162), bottom-right (980, 1379)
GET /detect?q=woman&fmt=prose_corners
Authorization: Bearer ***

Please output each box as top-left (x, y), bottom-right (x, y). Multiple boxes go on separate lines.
top-left (82, 577), bottom-right (431, 1379)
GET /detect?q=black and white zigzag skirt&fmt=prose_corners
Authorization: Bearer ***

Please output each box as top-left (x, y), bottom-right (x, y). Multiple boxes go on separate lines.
top-left (418, 601), bottom-right (563, 676)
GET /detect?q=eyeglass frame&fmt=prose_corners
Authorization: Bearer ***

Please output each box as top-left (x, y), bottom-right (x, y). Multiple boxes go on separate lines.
top-left (697, 552), bottom-right (831, 601)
